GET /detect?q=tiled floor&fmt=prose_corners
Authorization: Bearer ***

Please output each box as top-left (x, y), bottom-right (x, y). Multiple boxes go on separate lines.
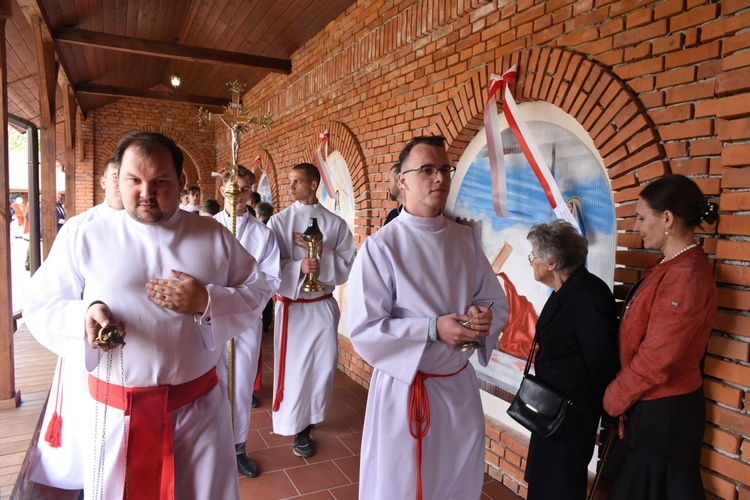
top-left (239, 361), bottom-right (364, 499)
top-left (238, 334), bottom-right (520, 499)
top-left (3, 328), bottom-right (520, 499)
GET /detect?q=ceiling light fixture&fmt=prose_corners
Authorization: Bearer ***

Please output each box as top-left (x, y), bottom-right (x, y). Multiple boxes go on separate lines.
top-left (170, 74), bottom-right (181, 88)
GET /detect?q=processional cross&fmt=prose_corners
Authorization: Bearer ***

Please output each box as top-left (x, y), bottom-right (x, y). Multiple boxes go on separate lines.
top-left (198, 80), bottom-right (272, 426)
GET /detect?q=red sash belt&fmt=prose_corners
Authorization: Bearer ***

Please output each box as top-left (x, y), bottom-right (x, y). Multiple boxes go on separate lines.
top-left (88, 367), bottom-right (218, 500)
top-left (272, 293), bottom-right (333, 411)
top-left (408, 361), bottom-right (469, 500)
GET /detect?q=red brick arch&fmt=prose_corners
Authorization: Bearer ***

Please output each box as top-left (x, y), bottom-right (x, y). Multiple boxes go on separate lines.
top-left (98, 127), bottom-right (212, 180)
top-left (432, 47), bottom-right (669, 193)
top-left (139, 126), bottom-right (214, 187)
top-left (430, 47), bottom-right (671, 281)
top-left (305, 121), bottom-right (369, 244)
top-left (96, 127), bottom-right (215, 204)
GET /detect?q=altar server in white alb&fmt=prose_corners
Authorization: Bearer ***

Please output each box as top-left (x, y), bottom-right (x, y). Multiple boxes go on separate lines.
top-left (267, 162), bottom-right (355, 458)
top-left (347, 136), bottom-right (509, 500)
top-left (214, 165), bottom-right (280, 478)
top-left (24, 132), bottom-right (272, 500)
top-left (29, 157), bottom-right (124, 491)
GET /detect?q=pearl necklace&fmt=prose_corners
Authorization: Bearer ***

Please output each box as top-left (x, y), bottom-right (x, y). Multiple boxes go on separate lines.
top-left (660, 242), bottom-right (698, 264)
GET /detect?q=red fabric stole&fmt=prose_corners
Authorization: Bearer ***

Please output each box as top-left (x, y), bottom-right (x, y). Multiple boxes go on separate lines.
top-left (88, 367), bottom-right (218, 500)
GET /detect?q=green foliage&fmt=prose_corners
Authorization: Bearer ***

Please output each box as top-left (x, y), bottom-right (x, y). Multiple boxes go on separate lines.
top-left (8, 126), bottom-right (27, 151)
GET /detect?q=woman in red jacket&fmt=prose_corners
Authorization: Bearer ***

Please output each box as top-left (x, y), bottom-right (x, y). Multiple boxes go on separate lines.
top-left (604, 175), bottom-right (719, 500)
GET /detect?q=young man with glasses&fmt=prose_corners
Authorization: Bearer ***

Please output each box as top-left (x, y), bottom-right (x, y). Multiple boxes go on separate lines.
top-left (347, 135), bottom-right (509, 500)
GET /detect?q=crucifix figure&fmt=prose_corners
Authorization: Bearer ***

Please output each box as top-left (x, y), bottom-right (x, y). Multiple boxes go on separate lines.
top-left (197, 80), bottom-right (272, 428)
top-left (198, 80), bottom-right (272, 167)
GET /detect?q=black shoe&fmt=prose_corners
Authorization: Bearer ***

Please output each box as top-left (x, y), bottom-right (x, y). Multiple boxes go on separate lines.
top-left (251, 395), bottom-right (259, 408)
top-left (293, 430), bottom-right (314, 458)
top-left (236, 452), bottom-right (258, 477)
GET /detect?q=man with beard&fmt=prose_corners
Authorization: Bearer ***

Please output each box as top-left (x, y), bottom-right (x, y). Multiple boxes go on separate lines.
top-left (24, 132), bottom-right (270, 499)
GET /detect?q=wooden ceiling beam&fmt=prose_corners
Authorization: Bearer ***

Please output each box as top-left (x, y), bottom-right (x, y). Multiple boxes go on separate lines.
top-left (32, 16), bottom-right (57, 123)
top-left (74, 83), bottom-right (229, 110)
top-left (15, 0), bottom-right (82, 115)
top-left (55, 27), bottom-right (292, 74)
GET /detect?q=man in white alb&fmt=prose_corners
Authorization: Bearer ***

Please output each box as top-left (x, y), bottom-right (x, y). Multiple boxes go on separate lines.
top-left (347, 136), bottom-right (509, 500)
top-left (24, 132), bottom-right (271, 500)
top-left (181, 184), bottom-right (202, 212)
top-left (214, 165), bottom-right (280, 477)
top-left (267, 162), bottom-right (355, 458)
top-left (29, 157), bottom-right (124, 491)
top-left (383, 162), bottom-right (404, 225)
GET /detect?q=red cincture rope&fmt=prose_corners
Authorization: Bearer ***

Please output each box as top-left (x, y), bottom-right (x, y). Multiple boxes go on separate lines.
top-left (408, 361), bottom-right (468, 500)
top-left (272, 293), bottom-right (333, 412)
top-left (44, 358), bottom-right (64, 447)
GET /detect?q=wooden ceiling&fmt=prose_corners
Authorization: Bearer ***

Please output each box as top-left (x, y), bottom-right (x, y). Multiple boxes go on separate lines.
top-left (5, 0), bottom-right (357, 126)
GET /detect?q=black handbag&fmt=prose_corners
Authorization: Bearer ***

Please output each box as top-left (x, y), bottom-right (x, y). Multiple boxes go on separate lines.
top-left (507, 332), bottom-right (573, 438)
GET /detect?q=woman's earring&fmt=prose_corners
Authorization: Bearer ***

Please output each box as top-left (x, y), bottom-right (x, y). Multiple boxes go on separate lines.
top-left (664, 225), bottom-right (669, 235)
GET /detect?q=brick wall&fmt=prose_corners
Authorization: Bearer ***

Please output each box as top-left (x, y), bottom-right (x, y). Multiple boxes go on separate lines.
top-left (74, 92), bottom-right (219, 214)
top-left (83, 1), bottom-right (750, 497)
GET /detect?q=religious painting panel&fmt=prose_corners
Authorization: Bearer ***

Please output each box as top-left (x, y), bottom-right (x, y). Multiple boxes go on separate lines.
top-left (257, 172), bottom-right (273, 205)
top-left (315, 149), bottom-right (356, 338)
top-left (446, 102), bottom-right (616, 401)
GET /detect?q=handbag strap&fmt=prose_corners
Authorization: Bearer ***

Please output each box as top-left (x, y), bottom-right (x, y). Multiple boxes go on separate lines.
top-left (523, 325), bottom-right (583, 400)
top-left (523, 329), bottom-right (540, 376)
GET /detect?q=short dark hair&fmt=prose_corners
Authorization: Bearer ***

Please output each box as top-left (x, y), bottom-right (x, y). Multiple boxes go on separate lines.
top-left (114, 132), bottom-right (183, 179)
top-left (103, 157), bottom-right (117, 174)
top-left (640, 174), bottom-right (718, 228)
top-left (222, 165), bottom-right (255, 186)
top-left (397, 136), bottom-right (447, 168)
top-left (292, 163), bottom-right (321, 185)
top-left (201, 198), bottom-right (221, 216)
top-left (391, 162), bottom-right (401, 174)
top-left (186, 184), bottom-right (201, 194)
top-left (527, 220), bottom-right (588, 275)
top-left (256, 201), bottom-right (273, 221)
top-left (250, 192), bottom-right (261, 204)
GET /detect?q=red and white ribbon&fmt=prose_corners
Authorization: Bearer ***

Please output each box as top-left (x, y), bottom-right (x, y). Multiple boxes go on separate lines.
top-left (485, 66), bottom-right (580, 231)
top-left (314, 130), bottom-right (336, 196)
top-left (250, 155), bottom-right (261, 169)
top-left (483, 69), bottom-right (515, 217)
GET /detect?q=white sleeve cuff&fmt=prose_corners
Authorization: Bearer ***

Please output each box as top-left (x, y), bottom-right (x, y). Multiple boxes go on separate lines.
top-left (192, 296), bottom-right (212, 325)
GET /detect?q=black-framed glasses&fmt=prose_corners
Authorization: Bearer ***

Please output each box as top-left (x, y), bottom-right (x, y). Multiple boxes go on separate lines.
top-left (401, 165), bottom-right (457, 179)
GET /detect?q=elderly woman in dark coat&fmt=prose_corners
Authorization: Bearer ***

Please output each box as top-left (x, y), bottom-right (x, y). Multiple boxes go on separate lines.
top-left (523, 220), bottom-right (620, 500)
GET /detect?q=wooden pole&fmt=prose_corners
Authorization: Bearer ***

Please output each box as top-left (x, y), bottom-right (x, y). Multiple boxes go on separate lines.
top-left (31, 15), bottom-right (59, 259)
top-left (0, 0), bottom-right (21, 409)
top-left (63, 83), bottom-right (76, 216)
